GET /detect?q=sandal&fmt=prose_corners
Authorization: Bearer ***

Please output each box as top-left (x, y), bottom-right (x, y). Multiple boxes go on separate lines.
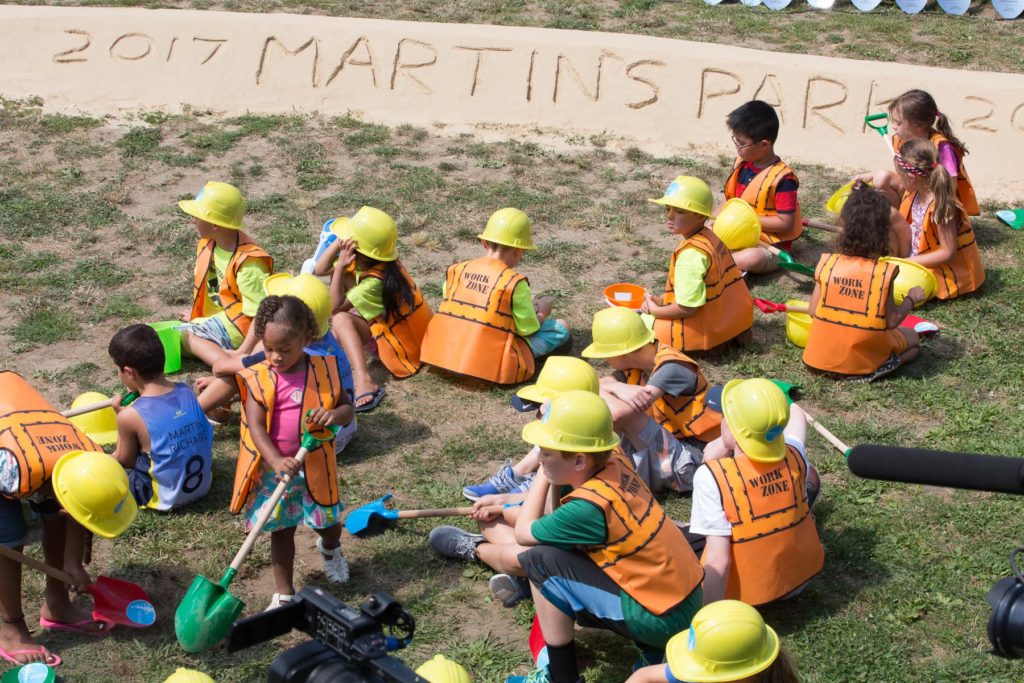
top-left (265, 593), bottom-right (294, 611)
top-left (353, 387), bottom-right (385, 414)
top-left (317, 538), bottom-right (350, 584)
top-left (0, 644), bottom-right (61, 667)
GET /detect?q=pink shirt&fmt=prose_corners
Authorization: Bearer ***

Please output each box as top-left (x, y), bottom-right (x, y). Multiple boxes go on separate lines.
top-left (268, 367), bottom-right (306, 457)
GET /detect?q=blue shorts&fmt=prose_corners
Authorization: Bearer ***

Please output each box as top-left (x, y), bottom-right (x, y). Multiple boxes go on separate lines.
top-left (178, 317), bottom-right (234, 350)
top-left (527, 318), bottom-right (570, 357)
top-left (0, 496), bottom-right (60, 548)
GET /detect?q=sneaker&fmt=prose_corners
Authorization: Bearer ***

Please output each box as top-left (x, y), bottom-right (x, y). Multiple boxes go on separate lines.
top-left (266, 593), bottom-right (293, 611)
top-left (317, 538), bottom-right (350, 584)
top-left (463, 460), bottom-right (527, 501)
top-left (490, 573), bottom-right (531, 608)
top-left (428, 525), bottom-right (484, 562)
top-left (505, 668), bottom-right (550, 683)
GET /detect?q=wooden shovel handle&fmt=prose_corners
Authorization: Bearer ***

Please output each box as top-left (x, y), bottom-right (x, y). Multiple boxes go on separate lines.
top-left (395, 505), bottom-right (503, 519)
top-left (0, 544), bottom-right (76, 585)
top-left (806, 413), bottom-right (851, 455)
top-left (804, 218), bottom-right (843, 234)
top-left (61, 399), bottom-right (112, 418)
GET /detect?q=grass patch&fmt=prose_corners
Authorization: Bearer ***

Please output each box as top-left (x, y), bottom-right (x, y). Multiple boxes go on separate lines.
top-left (10, 304), bottom-right (80, 350)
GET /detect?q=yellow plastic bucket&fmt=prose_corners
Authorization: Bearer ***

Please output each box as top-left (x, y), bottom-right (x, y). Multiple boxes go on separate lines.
top-left (713, 199), bottom-right (761, 250)
top-left (148, 321), bottom-right (183, 374)
top-left (825, 179), bottom-right (873, 215)
top-left (879, 257), bottom-right (937, 308)
top-left (785, 299), bottom-right (812, 348)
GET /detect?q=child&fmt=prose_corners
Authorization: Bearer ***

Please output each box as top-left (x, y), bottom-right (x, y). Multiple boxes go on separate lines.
top-left (178, 181), bottom-right (274, 367)
top-left (508, 391), bottom-right (704, 683)
top-left (583, 306), bottom-right (721, 493)
top-left (232, 295), bottom-right (355, 607)
top-left (896, 139), bottom-right (985, 300)
top-left (626, 600), bottom-right (799, 683)
top-left (690, 380), bottom-right (824, 606)
top-left (646, 176), bottom-right (753, 354)
top-left (803, 184), bottom-right (923, 379)
top-left (315, 207), bottom-right (432, 412)
top-left (420, 208), bottom-right (570, 385)
top-left (109, 324), bottom-right (214, 510)
top-left (716, 100), bottom-right (802, 274)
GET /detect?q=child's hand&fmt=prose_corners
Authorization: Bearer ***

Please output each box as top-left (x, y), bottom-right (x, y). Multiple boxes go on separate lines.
top-left (334, 238), bottom-right (357, 271)
top-left (701, 437), bottom-right (732, 462)
top-left (271, 456), bottom-right (301, 480)
top-left (611, 384), bottom-right (658, 412)
top-left (110, 393), bottom-right (126, 414)
top-left (306, 407), bottom-right (336, 427)
top-left (533, 296), bottom-right (554, 318)
top-left (640, 292), bottom-right (659, 314)
top-left (63, 563), bottom-right (92, 592)
top-left (470, 501), bottom-right (502, 522)
top-left (905, 286), bottom-right (925, 306)
top-left (193, 375), bottom-right (214, 393)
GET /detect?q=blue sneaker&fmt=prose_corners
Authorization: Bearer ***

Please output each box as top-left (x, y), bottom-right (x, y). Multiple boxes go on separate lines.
top-left (505, 667), bottom-right (551, 683)
top-left (463, 460), bottom-right (527, 501)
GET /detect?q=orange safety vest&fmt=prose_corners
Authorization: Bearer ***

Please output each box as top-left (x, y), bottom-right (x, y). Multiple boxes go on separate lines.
top-left (565, 453), bottom-right (703, 615)
top-left (231, 355), bottom-right (342, 514)
top-left (703, 447), bottom-right (824, 606)
top-left (653, 229), bottom-right (753, 352)
top-left (899, 193), bottom-right (985, 300)
top-left (893, 132), bottom-right (979, 216)
top-left (0, 371), bottom-right (100, 499)
top-left (419, 256), bottom-right (535, 384)
top-left (360, 262), bottom-right (433, 379)
top-left (803, 254), bottom-right (899, 376)
top-left (623, 344), bottom-right (721, 443)
top-left (190, 234), bottom-right (274, 338)
top-left (724, 158), bottom-right (803, 245)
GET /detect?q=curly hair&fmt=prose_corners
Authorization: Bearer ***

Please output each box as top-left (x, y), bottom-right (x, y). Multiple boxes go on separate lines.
top-left (836, 182), bottom-right (892, 259)
top-left (253, 295), bottom-right (319, 342)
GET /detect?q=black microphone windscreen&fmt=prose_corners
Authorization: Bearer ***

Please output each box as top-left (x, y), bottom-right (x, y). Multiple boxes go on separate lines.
top-left (848, 444), bottom-right (1024, 495)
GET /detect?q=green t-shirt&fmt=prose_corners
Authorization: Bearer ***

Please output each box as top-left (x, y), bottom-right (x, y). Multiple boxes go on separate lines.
top-left (199, 246), bottom-right (269, 347)
top-left (672, 248), bottom-right (710, 308)
top-left (348, 270), bottom-right (385, 321)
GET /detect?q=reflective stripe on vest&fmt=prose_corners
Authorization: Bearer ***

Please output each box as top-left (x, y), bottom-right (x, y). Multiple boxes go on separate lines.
top-left (623, 345), bottom-right (721, 443)
top-left (191, 234), bottom-right (274, 337)
top-left (812, 254), bottom-right (895, 331)
top-left (361, 262), bottom-right (433, 378)
top-left (419, 256), bottom-right (535, 384)
top-left (231, 355), bottom-right (341, 514)
top-left (724, 158), bottom-right (804, 244)
top-left (893, 133), bottom-right (979, 216)
top-left (704, 447), bottom-right (824, 605)
top-left (565, 453), bottom-right (703, 615)
top-left (899, 193), bottom-right (985, 300)
top-left (653, 229), bottom-right (753, 352)
top-left (0, 371), bottom-right (100, 499)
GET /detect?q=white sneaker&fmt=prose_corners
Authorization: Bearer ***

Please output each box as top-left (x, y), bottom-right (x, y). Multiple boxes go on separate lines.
top-left (317, 537), bottom-right (350, 584)
top-left (266, 593), bottom-right (294, 611)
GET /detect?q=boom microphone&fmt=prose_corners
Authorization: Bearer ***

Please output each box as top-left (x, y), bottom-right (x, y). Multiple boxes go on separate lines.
top-left (848, 444), bottom-right (1024, 495)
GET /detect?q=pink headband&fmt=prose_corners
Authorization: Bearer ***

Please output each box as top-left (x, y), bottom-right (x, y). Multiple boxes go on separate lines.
top-left (894, 153), bottom-right (932, 177)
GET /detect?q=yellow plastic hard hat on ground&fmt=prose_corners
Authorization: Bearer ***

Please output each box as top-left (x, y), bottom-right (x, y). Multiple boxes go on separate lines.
top-left (415, 655), bottom-right (472, 683)
top-left (67, 392), bottom-right (119, 446)
top-left (516, 356), bottom-right (599, 406)
top-left (880, 257), bottom-right (937, 308)
top-left (718, 379), bottom-right (790, 463)
top-left (330, 207), bottom-right (399, 262)
top-left (178, 181), bottom-right (244, 230)
top-left (712, 198), bottom-right (761, 250)
top-left (581, 306), bottom-right (655, 359)
top-left (478, 208), bottom-right (536, 250)
top-left (52, 451), bottom-right (138, 539)
top-left (163, 669), bottom-right (215, 683)
top-left (522, 390), bottom-right (620, 453)
top-left (784, 299), bottom-right (812, 348)
top-left (666, 600), bottom-right (780, 683)
top-left (264, 272), bottom-right (332, 338)
top-left (648, 175), bottom-right (714, 217)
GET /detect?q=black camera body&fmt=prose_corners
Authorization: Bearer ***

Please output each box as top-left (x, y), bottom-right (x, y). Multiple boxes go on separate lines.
top-left (227, 587), bottom-right (428, 683)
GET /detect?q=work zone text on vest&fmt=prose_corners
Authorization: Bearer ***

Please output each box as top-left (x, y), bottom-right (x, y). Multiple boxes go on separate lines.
top-left (463, 270), bottom-right (495, 294)
top-left (749, 466), bottom-right (790, 497)
top-left (833, 276), bottom-right (866, 300)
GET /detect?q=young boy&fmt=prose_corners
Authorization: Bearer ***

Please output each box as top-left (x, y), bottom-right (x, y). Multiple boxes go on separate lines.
top-left (690, 379), bottom-right (824, 606)
top-left (178, 181), bottom-right (274, 367)
top-left (646, 176), bottom-right (753, 354)
top-left (582, 306), bottom-right (720, 494)
top-left (419, 208), bottom-right (569, 384)
top-left (109, 324), bottom-right (214, 511)
top-left (716, 100), bottom-right (803, 274)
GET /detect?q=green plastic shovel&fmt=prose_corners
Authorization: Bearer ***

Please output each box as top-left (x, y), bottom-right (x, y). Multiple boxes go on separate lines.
top-left (174, 420), bottom-right (338, 653)
top-left (761, 242), bottom-right (815, 277)
top-left (865, 112), bottom-right (895, 156)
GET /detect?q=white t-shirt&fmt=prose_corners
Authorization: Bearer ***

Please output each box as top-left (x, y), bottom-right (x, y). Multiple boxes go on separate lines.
top-left (689, 436), bottom-right (807, 537)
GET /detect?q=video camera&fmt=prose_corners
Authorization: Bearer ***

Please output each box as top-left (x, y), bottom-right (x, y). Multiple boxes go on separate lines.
top-left (227, 586), bottom-right (428, 683)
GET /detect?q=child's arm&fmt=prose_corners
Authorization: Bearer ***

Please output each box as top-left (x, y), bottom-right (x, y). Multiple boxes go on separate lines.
top-left (807, 283), bottom-right (822, 318)
top-left (111, 405), bottom-right (142, 469)
top-left (329, 239), bottom-right (358, 315)
top-left (889, 208), bottom-right (912, 258)
top-left (885, 282), bottom-right (924, 329)
top-left (314, 239), bottom-right (343, 276)
top-left (758, 211), bottom-right (797, 235)
top-left (514, 469), bottom-right (550, 547)
top-left (908, 218), bottom-right (958, 268)
top-left (642, 295), bottom-right (694, 320)
top-left (533, 296), bottom-right (553, 323)
top-left (600, 380), bottom-right (662, 413)
top-left (244, 393), bottom-right (296, 478)
top-left (700, 535), bottom-right (732, 604)
top-left (625, 665), bottom-right (671, 683)
top-left (307, 385), bottom-right (355, 429)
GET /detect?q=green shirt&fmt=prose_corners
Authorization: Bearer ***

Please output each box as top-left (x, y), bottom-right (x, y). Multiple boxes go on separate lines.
top-left (348, 270), bottom-right (385, 321)
top-left (201, 246), bottom-right (269, 347)
top-left (672, 248), bottom-right (710, 308)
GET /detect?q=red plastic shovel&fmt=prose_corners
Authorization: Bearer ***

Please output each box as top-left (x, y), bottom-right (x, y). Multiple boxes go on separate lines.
top-left (0, 545), bottom-right (155, 628)
top-left (752, 298), bottom-right (938, 336)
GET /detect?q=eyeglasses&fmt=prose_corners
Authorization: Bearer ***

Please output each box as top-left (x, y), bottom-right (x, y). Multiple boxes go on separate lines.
top-left (731, 136), bottom-right (762, 150)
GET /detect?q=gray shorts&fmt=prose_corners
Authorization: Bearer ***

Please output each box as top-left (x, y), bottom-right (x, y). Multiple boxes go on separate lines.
top-left (621, 417), bottom-right (704, 493)
top-left (177, 317), bottom-right (233, 350)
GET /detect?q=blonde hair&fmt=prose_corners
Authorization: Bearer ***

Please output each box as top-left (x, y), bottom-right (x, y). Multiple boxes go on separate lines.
top-left (897, 139), bottom-right (960, 227)
top-left (889, 89), bottom-right (967, 156)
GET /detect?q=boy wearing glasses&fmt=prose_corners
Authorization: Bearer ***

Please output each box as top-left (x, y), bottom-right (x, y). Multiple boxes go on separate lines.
top-left (716, 100), bottom-right (803, 274)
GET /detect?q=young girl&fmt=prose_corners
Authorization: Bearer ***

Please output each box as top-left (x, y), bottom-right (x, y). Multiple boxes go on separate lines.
top-left (314, 206), bottom-right (432, 412)
top-left (897, 139), bottom-right (985, 300)
top-left (232, 296), bottom-right (354, 609)
top-left (803, 184), bottom-right (922, 379)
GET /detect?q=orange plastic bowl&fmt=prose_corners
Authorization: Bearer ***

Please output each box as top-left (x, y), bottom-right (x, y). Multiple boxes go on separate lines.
top-left (604, 283), bottom-right (645, 310)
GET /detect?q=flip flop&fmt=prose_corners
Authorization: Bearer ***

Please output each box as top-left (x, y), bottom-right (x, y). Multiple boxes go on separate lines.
top-left (0, 645), bottom-right (61, 668)
top-left (38, 616), bottom-right (110, 637)
top-left (353, 387), bottom-right (386, 413)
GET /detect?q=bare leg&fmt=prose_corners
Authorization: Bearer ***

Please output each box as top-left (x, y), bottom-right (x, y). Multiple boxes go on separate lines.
top-left (513, 447), bottom-right (540, 477)
top-left (331, 314), bottom-right (379, 409)
top-left (733, 246), bottom-right (777, 274)
top-left (181, 331), bottom-right (229, 368)
top-left (898, 328), bottom-right (920, 365)
top-left (270, 527), bottom-right (297, 596)
top-left (0, 548), bottom-right (48, 664)
top-left (532, 583), bottom-right (575, 646)
top-left (196, 376), bottom-right (238, 413)
top-left (313, 523), bottom-right (341, 551)
top-left (476, 520), bottom-right (529, 576)
top-left (38, 518), bottom-right (102, 632)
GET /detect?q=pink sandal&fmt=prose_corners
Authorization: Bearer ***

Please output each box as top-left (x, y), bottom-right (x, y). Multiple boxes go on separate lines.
top-left (38, 616), bottom-right (110, 637)
top-left (0, 644), bottom-right (62, 667)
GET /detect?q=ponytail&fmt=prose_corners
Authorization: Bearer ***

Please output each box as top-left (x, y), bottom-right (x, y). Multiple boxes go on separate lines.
top-left (898, 139), bottom-right (960, 227)
top-left (934, 112), bottom-right (968, 156)
top-left (380, 261), bottom-right (415, 321)
top-left (890, 89), bottom-right (967, 156)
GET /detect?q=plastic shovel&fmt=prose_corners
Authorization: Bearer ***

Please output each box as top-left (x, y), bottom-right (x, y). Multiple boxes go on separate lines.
top-left (61, 392), bottom-right (139, 418)
top-left (759, 242), bottom-right (815, 277)
top-left (0, 545), bottom-right (155, 628)
top-left (344, 493), bottom-right (503, 537)
top-left (805, 413), bottom-right (852, 458)
top-left (865, 113), bottom-right (895, 156)
top-left (802, 218), bottom-right (842, 234)
top-left (753, 297), bottom-right (939, 336)
top-left (174, 422), bottom-right (338, 653)
top-left (996, 209), bottom-right (1024, 230)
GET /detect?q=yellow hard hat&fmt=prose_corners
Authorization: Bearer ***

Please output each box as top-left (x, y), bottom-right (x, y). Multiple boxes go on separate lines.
top-left (522, 390), bottom-right (619, 453)
top-left (67, 392), bottom-right (118, 446)
top-left (415, 655), bottom-right (472, 683)
top-left (264, 273), bottom-right (332, 338)
top-left (478, 208), bottom-right (536, 250)
top-left (52, 451), bottom-right (138, 539)
top-left (719, 379), bottom-right (789, 463)
top-left (330, 207), bottom-right (399, 262)
top-left (880, 257), bottom-right (937, 308)
top-left (516, 357), bottom-right (599, 405)
top-left (581, 307), bottom-right (655, 359)
top-left (666, 600), bottom-right (780, 683)
top-left (163, 669), bottom-right (216, 683)
top-left (178, 181), bottom-right (244, 230)
top-left (649, 175), bottom-right (713, 217)
top-left (784, 300), bottom-right (811, 349)
top-left (712, 199), bottom-right (761, 250)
